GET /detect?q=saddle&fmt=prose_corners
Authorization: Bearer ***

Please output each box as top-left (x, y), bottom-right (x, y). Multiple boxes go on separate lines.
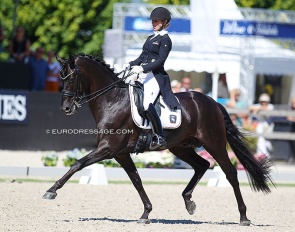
top-left (132, 81), bottom-right (161, 121)
top-left (129, 84), bottom-right (181, 130)
top-left (130, 83), bottom-right (181, 153)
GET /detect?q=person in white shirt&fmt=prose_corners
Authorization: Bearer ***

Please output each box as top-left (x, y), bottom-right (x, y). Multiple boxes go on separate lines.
top-left (45, 51), bottom-right (61, 92)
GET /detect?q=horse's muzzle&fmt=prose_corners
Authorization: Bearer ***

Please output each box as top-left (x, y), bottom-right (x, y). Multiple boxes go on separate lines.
top-left (61, 106), bottom-right (75, 115)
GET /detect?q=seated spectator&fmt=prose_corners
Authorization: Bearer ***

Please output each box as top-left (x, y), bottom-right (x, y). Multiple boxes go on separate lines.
top-left (287, 97), bottom-right (295, 122)
top-left (45, 51), bottom-right (61, 92)
top-left (9, 26), bottom-right (31, 63)
top-left (193, 87), bottom-right (203, 93)
top-left (171, 80), bottom-right (181, 93)
top-left (29, 47), bottom-right (48, 91)
top-left (249, 93), bottom-right (274, 157)
top-left (180, 77), bottom-right (192, 92)
top-left (227, 89), bottom-right (247, 127)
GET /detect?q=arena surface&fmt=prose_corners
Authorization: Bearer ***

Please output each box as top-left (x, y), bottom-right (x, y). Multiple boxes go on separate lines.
top-left (1, 182), bottom-right (294, 232)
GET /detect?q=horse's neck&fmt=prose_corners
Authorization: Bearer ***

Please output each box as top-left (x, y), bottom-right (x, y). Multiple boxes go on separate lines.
top-left (89, 85), bottom-right (130, 123)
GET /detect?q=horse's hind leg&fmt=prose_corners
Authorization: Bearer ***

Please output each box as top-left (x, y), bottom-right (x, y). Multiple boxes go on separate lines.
top-left (206, 147), bottom-right (250, 226)
top-left (114, 154), bottom-right (152, 224)
top-left (43, 147), bottom-right (111, 199)
top-left (169, 146), bottom-right (210, 215)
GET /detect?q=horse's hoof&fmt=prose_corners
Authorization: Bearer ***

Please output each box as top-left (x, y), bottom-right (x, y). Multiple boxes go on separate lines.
top-left (42, 191), bottom-right (57, 200)
top-left (186, 201), bottom-right (196, 215)
top-left (137, 218), bottom-right (151, 224)
top-left (240, 219), bottom-right (251, 226)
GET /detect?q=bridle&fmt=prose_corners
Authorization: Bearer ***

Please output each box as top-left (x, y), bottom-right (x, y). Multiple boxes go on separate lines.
top-left (60, 60), bottom-right (133, 108)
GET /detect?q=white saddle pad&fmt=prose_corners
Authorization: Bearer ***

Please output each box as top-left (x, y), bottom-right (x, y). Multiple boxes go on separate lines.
top-left (129, 85), bottom-right (181, 129)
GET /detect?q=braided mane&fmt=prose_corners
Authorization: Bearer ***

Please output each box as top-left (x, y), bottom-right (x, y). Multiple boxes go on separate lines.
top-left (77, 53), bottom-right (114, 73)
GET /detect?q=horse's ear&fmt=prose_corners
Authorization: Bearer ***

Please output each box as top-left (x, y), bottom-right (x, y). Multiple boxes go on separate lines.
top-left (56, 54), bottom-right (65, 64)
top-left (69, 54), bottom-right (75, 69)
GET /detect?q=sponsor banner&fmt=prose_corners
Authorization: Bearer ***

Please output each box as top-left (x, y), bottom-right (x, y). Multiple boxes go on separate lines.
top-left (0, 90), bottom-right (28, 124)
top-left (124, 16), bottom-right (190, 34)
top-left (220, 20), bottom-right (295, 39)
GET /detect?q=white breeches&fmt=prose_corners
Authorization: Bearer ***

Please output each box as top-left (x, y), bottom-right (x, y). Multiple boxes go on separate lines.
top-left (138, 72), bottom-right (160, 110)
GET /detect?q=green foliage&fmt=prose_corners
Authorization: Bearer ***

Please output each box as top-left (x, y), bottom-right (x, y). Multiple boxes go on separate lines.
top-left (0, 0), bottom-right (118, 58)
top-left (235, 0), bottom-right (295, 10)
top-left (63, 148), bottom-right (87, 167)
top-left (1, 0), bottom-right (295, 61)
top-left (97, 159), bottom-right (173, 168)
top-left (146, 0), bottom-right (189, 5)
top-left (42, 152), bottom-right (58, 166)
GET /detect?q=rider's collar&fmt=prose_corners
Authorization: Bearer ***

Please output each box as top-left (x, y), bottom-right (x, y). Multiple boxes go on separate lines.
top-left (152, 30), bottom-right (168, 37)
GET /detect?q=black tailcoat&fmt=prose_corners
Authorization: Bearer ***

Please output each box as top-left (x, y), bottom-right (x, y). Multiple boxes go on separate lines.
top-left (129, 33), bottom-right (181, 110)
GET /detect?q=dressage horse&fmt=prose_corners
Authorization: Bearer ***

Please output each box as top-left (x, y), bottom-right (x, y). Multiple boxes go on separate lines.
top-left (43, 54), bottom-right (274, 226)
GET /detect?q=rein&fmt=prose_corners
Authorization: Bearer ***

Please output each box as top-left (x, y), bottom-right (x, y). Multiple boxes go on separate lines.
top-left (61, 62), bottom-right (134, 108)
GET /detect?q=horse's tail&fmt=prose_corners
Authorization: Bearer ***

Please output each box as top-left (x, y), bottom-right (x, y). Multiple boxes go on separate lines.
top-left (217, 103), bottom-right (274, 194)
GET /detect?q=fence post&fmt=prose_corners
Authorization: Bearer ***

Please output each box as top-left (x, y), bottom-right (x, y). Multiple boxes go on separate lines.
top-left (207, 166), bottom-right (230, 187)
top-left (79, 164), bottom-right (108, 185)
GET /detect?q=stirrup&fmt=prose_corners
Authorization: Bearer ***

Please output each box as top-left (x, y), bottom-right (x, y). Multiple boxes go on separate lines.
top-left (149, 134), bottom-right (166, 150)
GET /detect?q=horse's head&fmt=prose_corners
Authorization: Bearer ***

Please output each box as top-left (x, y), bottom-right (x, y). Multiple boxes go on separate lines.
top-left (58, 54), bottom-right (88, 115)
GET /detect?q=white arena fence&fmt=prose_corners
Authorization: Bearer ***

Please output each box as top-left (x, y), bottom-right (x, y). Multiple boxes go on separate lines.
top-left (0, 164), bottom-right (294, 187)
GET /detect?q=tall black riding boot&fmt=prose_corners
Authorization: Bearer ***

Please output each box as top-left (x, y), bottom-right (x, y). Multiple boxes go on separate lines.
top-left (145, 103), bottom-right (166, 150)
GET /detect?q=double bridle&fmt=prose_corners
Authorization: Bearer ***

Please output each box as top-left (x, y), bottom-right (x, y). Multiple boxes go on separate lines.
top-left (60, 61), bottom-right (133, 108)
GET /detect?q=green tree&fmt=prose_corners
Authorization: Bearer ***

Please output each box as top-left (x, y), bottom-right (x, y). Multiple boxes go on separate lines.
top-left (0, 0), bottom-right (122, 59)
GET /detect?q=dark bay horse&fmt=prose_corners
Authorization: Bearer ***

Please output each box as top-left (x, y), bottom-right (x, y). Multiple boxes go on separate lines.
top-left (43, 54), bottom-right (274, 226)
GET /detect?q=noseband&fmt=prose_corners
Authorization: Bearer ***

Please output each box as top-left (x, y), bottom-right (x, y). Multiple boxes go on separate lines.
top-left (61, 63), bottom-right (89, 108)
top-left (61, 60), bottom-right (133, 108)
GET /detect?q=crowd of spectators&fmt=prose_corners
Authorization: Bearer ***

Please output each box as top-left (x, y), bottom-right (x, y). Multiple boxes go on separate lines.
top-left (1, 25), bottom-right (61, 92)
top-left (170, 76), bottom-right (295, 158)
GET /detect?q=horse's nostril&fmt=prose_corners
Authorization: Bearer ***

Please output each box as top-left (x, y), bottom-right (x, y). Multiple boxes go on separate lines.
top-left (62, 106), bottom-right (70, 112)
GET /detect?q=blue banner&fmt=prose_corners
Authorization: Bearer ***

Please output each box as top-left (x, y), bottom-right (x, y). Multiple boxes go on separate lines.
top-left (0, 90), bottom-right (28, 124)
top-left (124, 16), bottom-right (190, 34)
top-left (220, 20), bottom-right (295, 39)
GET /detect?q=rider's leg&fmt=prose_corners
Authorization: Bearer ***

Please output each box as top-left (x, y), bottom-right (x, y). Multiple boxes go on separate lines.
top-left (142, 73), bottom-right (166, 150)
top-left (145, 103), bottom-right (166, 149)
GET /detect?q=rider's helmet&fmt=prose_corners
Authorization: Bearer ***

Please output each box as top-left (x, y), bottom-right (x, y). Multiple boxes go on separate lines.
top-left (150, 7), bottom-right (171, 22)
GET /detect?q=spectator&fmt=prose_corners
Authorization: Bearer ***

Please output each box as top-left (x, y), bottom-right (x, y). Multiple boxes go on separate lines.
top-left (171, 80), bottom-right (181, 93)
top-left (45, 51), bottom-right (61, 92)
top-left (193, 87), bottom-right (203, 93)
top-left (9, 26), bottom-right (31, 63)
top-left (180, 77), bottom-right (192, 92)
top-left (249, 93), bottom-right (274, 157)
top-left (0, 26), bottom-right (4, 53)
top-left (29, 47), bottom-right (48, 91)
top-left (227, 89), bottom-right (248, 127)
top-left (249, 93), bottom-right (274, 117)
top-left (227, 89), bottom-right (247, 109)
top-left (287, 97), bottom-right (295, 122)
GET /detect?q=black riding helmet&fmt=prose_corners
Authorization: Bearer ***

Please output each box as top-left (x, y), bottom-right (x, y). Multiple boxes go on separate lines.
top-left (150, 7), bottom-right (171, 21)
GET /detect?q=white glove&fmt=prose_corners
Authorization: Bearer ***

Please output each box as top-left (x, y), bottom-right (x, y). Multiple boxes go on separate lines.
top-left (131, 65), bottom-right (144, 74)
top-left (122, 63), bottom-right (130, 71)
top-left (113, 63), bottom-right (122, 74)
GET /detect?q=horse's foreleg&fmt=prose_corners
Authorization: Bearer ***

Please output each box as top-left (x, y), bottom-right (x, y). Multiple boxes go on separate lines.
top-left (114, 154), bottom-right (152, 224)
top-left (169, 146), bottom-right (210, 215)
top-left (43, 146), bottom-right (111, 200)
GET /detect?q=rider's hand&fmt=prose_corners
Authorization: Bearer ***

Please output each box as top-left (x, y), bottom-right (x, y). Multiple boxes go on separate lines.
top-left (131, 65), bottom-right (144, 74)
top-left (122, 63), bottom-right (130, 71)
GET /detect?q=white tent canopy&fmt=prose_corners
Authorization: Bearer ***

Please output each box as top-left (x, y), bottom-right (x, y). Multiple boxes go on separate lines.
top-left (122, 0), bottom-right (295, 101)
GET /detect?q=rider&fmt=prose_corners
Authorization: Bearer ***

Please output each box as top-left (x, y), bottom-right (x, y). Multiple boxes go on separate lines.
top-left (124, 7), bottom-right (181, 150)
